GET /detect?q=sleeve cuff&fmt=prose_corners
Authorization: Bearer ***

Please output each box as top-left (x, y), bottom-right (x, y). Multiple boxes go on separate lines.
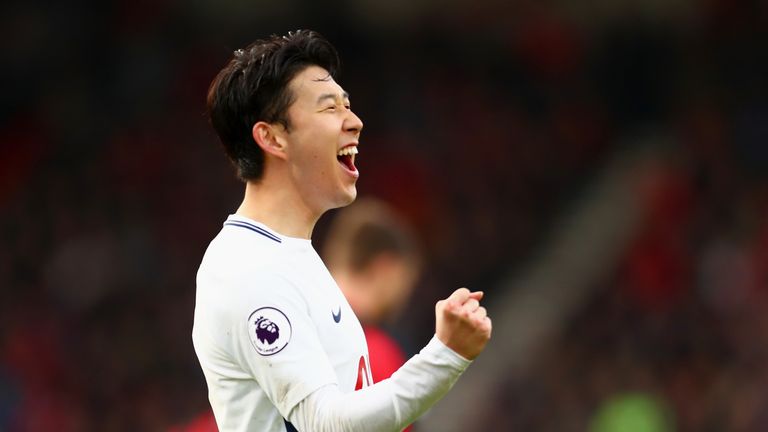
top-left (422, 335), bottom-right (473, 370)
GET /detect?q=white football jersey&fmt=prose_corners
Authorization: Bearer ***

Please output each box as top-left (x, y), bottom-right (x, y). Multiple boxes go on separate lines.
top-left (193, 215), bottom-right (372, 432)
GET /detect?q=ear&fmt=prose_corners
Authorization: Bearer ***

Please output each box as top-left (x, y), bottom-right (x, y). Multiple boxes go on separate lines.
top-left (252, 121), bottom-right (288, 160)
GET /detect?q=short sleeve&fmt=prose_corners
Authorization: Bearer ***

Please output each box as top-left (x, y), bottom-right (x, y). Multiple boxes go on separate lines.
top-left (230, 272), bottom-right (338, 418)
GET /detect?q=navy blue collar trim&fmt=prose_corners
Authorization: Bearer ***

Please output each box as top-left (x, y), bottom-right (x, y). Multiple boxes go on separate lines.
top-left (223, 221), bottom-right (282, 243)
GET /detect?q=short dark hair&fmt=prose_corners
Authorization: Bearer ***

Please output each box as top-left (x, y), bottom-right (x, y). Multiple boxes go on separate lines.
top-left (323, 198), bottom-right (422, 273)
top-left (206, 30), bottom-right (341, 181)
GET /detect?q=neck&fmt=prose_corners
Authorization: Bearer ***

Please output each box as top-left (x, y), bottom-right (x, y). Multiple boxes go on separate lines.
top-left (236, 177), bottom-right (319, 240)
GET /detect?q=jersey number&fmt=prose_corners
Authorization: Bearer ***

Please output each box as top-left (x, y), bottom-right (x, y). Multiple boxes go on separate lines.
top-left (355, 355), bottom-right (372, 390)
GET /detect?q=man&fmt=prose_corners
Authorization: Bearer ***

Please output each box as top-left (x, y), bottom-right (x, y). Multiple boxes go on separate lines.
top-left (193, 30), bottom-right (492, 432)
top-left (323, 198), bottom-right (420, 384)
top-left (323, 198), bottom-right (421, 432)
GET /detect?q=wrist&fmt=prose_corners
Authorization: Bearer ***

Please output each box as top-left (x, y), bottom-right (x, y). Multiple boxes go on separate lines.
top-left (428, 334), bottom-right (473, 365)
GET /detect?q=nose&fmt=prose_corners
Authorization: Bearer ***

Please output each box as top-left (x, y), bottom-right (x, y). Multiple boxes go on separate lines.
top-left (345, 109), bottom-right (363, 136)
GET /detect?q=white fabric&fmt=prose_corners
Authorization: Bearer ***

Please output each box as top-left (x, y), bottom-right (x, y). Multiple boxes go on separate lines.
top-left (193, 214), bottom-right (472, 432)
top-left (194, 215), bottom-right (371, 432)
top-left (288, 335), bottom-right (471, 432)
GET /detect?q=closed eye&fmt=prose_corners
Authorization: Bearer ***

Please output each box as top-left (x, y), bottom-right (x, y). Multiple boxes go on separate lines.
top-left (316, 91), bottom-right (352, 111)
top-left (323, 103), bottom-right (351, 112)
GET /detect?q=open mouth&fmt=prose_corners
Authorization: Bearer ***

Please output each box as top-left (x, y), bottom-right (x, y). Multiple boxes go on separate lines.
top-left (337, 146), bottom-right (358, 173)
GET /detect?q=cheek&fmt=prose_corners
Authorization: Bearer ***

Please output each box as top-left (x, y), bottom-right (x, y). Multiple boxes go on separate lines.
top-left (289, 122), bottom-right (340, 177)
top-left (293, 141), bottom-right (327, 170)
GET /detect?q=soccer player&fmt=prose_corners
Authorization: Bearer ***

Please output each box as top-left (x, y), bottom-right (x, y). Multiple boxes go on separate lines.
top-left (193, 30), bottom-right (492, 432)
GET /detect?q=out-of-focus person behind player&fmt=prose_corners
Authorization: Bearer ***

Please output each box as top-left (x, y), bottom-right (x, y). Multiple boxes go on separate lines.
top-left (323, 197), bottom-right (420, 383)
top-left (191, 29), bottom-right (492, 432)
top-left (323, 197), bottom-right (421, 431)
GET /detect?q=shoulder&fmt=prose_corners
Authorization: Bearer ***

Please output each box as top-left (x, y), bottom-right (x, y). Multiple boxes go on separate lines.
top-left (196, 230), bottom-right (304, 319)
top-left (204, 221), bottom-right (283, 267)
top-left (197, 219), bottom-right (290, 288)
top-left (194, 251), bottom-right (309, 357)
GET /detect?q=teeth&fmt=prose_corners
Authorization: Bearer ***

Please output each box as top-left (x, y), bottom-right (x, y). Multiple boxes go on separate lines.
top-left (337, 146), bottom-right (359, 157)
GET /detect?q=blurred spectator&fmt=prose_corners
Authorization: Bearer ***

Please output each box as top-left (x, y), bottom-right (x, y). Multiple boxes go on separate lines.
top-left (323, 197), bottom-right (422, 430)
top-left (323, 198), bottom-right (421, 378)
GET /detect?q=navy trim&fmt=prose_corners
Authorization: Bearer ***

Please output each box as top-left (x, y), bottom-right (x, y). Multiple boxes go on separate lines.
top-left (224, 221), bottom-right (282, 243)
top-left (284, 420), bottom-right (299, 432)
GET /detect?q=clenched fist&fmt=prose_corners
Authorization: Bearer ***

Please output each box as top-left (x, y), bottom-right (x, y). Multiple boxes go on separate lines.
top-left (435, 288), bottom-right (492, 360)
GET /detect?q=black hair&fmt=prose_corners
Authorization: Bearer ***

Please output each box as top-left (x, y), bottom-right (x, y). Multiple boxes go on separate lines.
top-left (206, 30), bottom-right (340, 181)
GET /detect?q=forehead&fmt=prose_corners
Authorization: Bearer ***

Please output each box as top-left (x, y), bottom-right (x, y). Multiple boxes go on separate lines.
top-left (289, 65), bottom-right (346, 102)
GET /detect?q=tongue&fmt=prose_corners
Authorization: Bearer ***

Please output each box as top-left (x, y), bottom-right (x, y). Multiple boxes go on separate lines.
top-left (338, 155), bottom-right (355, 171)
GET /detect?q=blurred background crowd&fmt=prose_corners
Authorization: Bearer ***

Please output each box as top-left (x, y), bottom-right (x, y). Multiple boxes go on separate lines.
top-left (1, 0), bottom-right (767, 430)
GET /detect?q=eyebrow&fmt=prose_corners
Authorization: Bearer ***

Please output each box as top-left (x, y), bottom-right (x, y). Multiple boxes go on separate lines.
top-left (316, 91), bottom-right (350, 105)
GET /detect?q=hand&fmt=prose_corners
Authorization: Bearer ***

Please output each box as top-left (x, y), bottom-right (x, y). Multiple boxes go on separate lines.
top-left (435, 288), bottom-right (492, 360)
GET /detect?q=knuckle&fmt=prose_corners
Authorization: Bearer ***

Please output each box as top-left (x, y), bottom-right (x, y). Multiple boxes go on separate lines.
top-left (454, 287), bottom-right (469, 298)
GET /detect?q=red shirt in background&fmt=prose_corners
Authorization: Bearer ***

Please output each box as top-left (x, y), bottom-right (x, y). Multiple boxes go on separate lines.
top-left (364, 325), bottom-right (412, 432)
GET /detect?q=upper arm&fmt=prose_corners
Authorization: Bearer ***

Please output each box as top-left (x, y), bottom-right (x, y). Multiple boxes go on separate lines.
top-left (230, 273), bottom-right (338, 418)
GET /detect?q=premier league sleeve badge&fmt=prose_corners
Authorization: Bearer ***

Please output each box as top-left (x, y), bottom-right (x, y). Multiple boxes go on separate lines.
top-left (248, 307), bottom-right (292, 356)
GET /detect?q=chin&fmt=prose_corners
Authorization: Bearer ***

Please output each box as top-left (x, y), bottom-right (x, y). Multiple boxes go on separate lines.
top-left (335, 187), bottom-right (358, 209)
top-left (321, 185), bottom-right (358, 213)
top-left (341, 189), bottom-right (358, 207)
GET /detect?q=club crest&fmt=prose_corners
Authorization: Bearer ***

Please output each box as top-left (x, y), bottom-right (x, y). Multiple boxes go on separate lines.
top-left (248, 307), bottom-right (292, 356)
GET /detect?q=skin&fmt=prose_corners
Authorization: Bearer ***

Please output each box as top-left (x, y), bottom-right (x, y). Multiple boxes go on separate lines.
top-left (237, 65), bottom-right (491, 360)
top-left (239, 65), bottom-right (363, 239)
top-left (436, 288), bottom-right (492, 360)
top-left (333, 253), bottom-right (419, 325)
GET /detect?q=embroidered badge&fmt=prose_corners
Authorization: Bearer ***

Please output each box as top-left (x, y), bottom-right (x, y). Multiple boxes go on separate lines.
top-left (248, 307), bottom-right (292, 356)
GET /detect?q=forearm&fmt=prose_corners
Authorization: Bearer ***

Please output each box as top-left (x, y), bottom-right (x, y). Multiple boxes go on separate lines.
top-left (288, 335), bottom-right (471, 432)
